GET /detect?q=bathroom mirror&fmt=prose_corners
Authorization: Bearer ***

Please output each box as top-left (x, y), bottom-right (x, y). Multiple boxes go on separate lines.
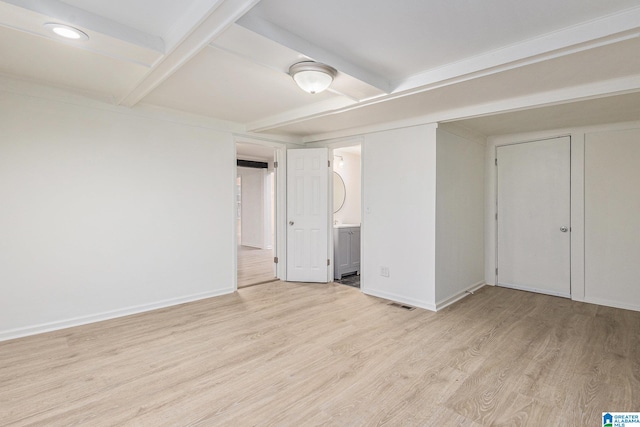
top-left (333, 172), bottom-right (346, 213)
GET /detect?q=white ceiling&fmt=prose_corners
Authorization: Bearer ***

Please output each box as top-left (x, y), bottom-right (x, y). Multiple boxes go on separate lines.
top-left (236, 141), bottom-right (274, 161)
top-left (240, 0), bottom-right (640, 83)
top-left (335, 146), bottom-right (361, 156)
top-left (0, 0), bottom-right (639, 140)
top-left (60, 0), bottom-right (192, 38)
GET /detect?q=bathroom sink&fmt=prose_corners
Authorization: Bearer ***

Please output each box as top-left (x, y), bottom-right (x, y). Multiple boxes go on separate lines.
top-left (334, 223), bottom-right (360, 228)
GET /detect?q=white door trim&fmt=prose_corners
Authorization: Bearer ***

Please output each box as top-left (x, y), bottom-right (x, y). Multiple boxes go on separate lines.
top-left (328, 137), bottom-right (364, 288)
top-left (233, 137), bottom-right (288, 287)
top-left (493, 135), bottom-right (573, 298)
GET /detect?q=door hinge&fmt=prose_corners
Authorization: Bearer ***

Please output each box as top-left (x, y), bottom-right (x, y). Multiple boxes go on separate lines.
top-left (328, 160), bottom-right (331, 167)
top-left (495, 158), bottom-right (498, 166)
top-left (495, 267), bottom-right (498, 276)
top-left (495, 212), bottom-right (498, 221)
top-left (327, 259), bottom-right (330, 266)
top-left (274, 256), bottom-right (279, 264)
top-left (274, 161), bottom-right (278, 168)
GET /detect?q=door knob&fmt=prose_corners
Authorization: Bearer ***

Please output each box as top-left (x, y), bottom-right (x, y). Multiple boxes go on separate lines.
top-left (560, 226), bottom-right (568, 232)
top-left (289, 221), bottom-right (294, 226)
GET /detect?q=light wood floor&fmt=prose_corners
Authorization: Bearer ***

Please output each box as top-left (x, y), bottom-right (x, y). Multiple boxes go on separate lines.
top-left (1, 283), bottom-right (638, 426)
top-left (237, 245), bottom-right (275, 288)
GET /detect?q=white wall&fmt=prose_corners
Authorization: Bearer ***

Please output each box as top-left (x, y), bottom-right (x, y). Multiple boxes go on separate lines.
top-left (333, 151), bottom-right (361, 225)
top-left (263, 171), bottom-right (274, 250)
top-left (0, 90), bottom-right (236, 340)
top-left (584, 128), bottom-right (640, 310)
top-left (362, 124), bottom-right (438, 310)
top-left (435, 128), bottom-right (485, 308)
top-left (237, 166), bottom-right (268, 248)
top-left (485, 122), bottom-right (640, 312)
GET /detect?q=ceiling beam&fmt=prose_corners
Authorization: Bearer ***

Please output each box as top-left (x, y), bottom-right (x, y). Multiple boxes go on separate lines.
top-left (246, 97), bottom-right (357, 133)
top-left (392, 5), bottom-right (640, 92)
top-left (300, 75), bottom-right (640, 143)
top-left (247, 5), bottom-right (640, 135)
top-left (119, 0), bottom-right (261, 107)
top-left (163, 0), bottom-right (226, 51)
top-left (237, 13), bottom-right (391, 94)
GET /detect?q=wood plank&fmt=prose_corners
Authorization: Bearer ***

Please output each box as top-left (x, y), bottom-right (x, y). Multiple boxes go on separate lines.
top-left (1, 284), bottom-right (639, 425)
top-left (237, 245), bottom-right (275, 288)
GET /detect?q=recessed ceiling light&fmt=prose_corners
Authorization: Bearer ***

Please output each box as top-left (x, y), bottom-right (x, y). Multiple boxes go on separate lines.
top-left (43, 23), bottom-right (89, 41)
top-left (289, 61), bottom-right (336, 94)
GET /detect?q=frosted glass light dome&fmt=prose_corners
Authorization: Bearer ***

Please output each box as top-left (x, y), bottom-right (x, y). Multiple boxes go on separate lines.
top-left (289, 62), bottom-right (337, 94)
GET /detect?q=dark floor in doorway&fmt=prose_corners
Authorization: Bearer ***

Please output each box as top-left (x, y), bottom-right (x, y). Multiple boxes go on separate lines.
top-left (335, 274), bottom-right (360, 288)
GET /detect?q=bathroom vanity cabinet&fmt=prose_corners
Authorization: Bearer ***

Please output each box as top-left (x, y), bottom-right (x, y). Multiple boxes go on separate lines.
top-left (333, 225), bottom-right (360, 280)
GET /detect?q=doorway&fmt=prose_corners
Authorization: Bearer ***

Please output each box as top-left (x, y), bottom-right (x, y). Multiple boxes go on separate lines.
top-left (332, 145), bottom-right (362, 288)
top-left (236, 143), bottom-right (277, 288)
top-left (496, 136), bottom-right (571, 297)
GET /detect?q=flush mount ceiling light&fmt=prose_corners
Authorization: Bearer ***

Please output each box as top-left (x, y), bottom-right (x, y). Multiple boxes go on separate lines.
top-left (43, 23), bottom-right (89, 41)
top-left (289, 61), bottom-right (337, 94)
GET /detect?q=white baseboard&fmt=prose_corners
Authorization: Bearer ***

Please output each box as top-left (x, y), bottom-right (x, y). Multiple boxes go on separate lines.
top-left (581, 296), bottom-right (640, 313)
top-left (435, 281), bottom-right (486, 311)
top-left (497, 282), bottom-right (571, 299)
top-left (362, 288), bottom-right (436, 312)
top-left (496, 285), bottom-right (640, 312)
top-left (0, 288), bottom-right (235, 342)
top-left (240, 242), bottom-right (262, 249)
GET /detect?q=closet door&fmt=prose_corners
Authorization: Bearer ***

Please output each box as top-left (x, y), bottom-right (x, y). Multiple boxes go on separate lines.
top-left (497, 136), bottom-right (571, 297)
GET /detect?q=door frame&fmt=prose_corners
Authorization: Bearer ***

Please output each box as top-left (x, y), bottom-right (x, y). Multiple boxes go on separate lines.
top-left (494, 135), bottom-right (572, 298)
top-left (486, 130), bottom-right (588, 303)
top-left (233, 136), bottom-right (364, 288)
top-left (493, 135), bottom-right (572, 296)
top-left (233, 137), bottom-right (288, 289)
top-left (328, 137), bottom-right (364, 287)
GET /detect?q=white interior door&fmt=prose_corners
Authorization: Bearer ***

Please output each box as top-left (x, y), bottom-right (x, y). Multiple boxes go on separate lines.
top-left (286, 148), bottom-right (329, 282)
top-left (497, 136), bottom-right (571, 297)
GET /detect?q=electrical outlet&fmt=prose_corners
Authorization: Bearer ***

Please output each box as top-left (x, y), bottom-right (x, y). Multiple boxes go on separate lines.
top-left (380, 266), bottom-right (390, 277)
